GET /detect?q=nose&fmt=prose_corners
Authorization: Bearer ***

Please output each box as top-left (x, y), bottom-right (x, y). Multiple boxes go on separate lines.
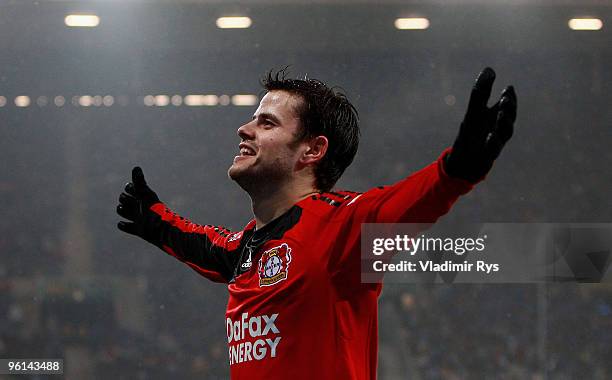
top-left (237, 120), bottom-right (255, 140)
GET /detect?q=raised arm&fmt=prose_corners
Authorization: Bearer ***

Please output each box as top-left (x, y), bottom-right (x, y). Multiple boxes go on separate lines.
top-left (354, 68), bottom-right (517, 221)
top-left (116, 167), bottom-right (238, 283)
top-left (330, 68), bottom-right (518, 279)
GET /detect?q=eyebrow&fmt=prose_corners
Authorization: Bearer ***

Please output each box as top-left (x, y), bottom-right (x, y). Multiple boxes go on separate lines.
top-left (252, 112), bottom-right (282, 125)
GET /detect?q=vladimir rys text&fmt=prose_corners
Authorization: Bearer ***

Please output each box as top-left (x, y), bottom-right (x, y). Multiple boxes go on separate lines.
top-left (369, 234), bottom-right (500, 275)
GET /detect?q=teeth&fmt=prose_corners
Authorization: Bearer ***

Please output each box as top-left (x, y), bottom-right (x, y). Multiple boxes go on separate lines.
top-left (240, 147), bottom-right (255, 156)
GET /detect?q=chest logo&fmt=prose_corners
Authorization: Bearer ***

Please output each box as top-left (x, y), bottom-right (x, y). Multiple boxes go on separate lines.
top-left (258, 243), bottom-right (292, 287)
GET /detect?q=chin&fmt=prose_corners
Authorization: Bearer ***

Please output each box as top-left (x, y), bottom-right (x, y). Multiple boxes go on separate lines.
top-left (227, 165), bottom-right (241, 180)
top-left (228, 163), bottom-right (251, 182)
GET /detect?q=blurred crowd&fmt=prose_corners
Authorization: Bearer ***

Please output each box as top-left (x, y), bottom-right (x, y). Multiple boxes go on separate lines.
top-left (1, 272), bottom-right (610, 379)
top-left (379, 284), bottom-right (611, 379)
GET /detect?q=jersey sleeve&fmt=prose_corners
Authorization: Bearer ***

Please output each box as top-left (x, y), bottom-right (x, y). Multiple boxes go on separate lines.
top-left (330, 148), bottom-right (475, 281)
top-left (346, 148), bottom-right (474, 224)
top-left (144, 203), bottom-right (240, 283)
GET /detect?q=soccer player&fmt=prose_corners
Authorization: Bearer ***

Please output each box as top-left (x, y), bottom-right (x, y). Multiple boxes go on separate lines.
top-left (116, 67), bottom-right (516, 379)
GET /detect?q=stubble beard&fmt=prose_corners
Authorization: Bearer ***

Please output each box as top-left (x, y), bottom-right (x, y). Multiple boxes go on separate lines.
top-left (228, 157), bottom-right (292, 197)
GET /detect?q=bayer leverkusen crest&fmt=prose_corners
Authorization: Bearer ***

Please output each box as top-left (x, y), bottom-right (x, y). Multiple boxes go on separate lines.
top-left (258, 243), bottom-right (292, 287)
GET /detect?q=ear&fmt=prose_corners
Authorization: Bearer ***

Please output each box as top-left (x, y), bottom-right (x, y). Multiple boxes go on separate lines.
top-left (299, 135), bottom-right (328, 166)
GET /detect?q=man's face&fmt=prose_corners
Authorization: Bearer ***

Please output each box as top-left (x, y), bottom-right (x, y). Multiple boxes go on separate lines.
top-left (228, 90), bottom-right (305, 189)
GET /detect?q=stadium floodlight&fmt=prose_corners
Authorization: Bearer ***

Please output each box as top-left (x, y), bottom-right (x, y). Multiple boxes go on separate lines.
top-left (143, 95), bottom-right (155, 107)
top-left (394, 18), bottom-right (430, 30)
top-left (155, 95), bottom-right (170, 107)
top-left (216, 16), bottom-right (252, 29)
top-left (79, 96), bottom-right (93, 107)
top-left (568, 18), bottom-right (603, 31)
top-left (15, 96), bottom-right (31, 107)
top-left (231, 95), bottom-right (258, 106)
top-left (185, 95), bottom-right (219, 106)
top-left (65, 14), bottom-right (100, 28)
top-left (102, 96), bottom-right (114, 107)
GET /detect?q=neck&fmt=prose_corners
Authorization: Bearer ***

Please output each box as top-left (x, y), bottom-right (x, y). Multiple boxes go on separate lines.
top-left (250, 180), bottom-right (318, 229)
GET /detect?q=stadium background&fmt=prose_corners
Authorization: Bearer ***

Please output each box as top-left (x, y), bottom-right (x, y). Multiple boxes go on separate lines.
top-left (0, 0), bottom-right (610, 378)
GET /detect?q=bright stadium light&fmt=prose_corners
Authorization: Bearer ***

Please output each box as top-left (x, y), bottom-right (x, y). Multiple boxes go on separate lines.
top-left (79, 96), bottom-right (93, 107)
top-left (155, 95), bottom-right (170, 107)
top-left (231, 95), bottom-right (258, 106)
top-left (65, 14), bottom-right (100, 28)
top-left (568, 18), bottom-right (603, 31)
top-left (15, 96), bottom-right (31, 107)
top-left (394, 18), bottom-right (430, 30)
top-left (184, 95), bottom-right (219, 106)
top-left (216, 16), bottom-right (252, 29)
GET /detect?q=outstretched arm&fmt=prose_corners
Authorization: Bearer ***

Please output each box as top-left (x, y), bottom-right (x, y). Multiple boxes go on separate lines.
top-left (355, 67), bottom-right (518, 223)
top-left (331, 68), bottom-right (518, 282)
top-left (116, 167), bottom-right (238, 283)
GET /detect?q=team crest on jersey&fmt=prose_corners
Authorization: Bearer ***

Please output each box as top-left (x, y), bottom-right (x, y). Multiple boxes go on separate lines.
top-left (258, 243), bottom-right (292, 287)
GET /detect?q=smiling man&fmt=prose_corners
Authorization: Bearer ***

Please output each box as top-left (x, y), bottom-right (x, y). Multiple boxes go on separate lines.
top-left (116, 68), bottom-right (517, 379)
top-left (228, 87), bottom-right (333, 228)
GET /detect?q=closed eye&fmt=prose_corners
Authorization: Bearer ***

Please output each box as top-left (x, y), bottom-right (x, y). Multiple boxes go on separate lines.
top-left (252, 112), bottom-right (281, 127)
top-left (254, 118), bottom-right (276, 129)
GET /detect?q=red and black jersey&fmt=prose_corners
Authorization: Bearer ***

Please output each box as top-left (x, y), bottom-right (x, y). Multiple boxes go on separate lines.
top-left (146, 149), bottom-right (474, 379)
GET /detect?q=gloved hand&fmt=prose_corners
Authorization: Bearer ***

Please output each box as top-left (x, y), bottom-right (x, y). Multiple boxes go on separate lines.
top-left (445, 67), bottom-right (517, 183)
top-left (116, 166), bottom-right (161, 240)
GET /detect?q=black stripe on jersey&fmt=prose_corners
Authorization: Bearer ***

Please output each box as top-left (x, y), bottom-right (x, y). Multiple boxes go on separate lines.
top-left (148, 213), bottom-right (238, 282)
top-left (230, 205), bottom-right (303, 282)
top-left (318, 195), bottom-right (342, 207)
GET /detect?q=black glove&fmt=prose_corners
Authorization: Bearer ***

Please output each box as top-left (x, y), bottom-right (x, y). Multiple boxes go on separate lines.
top-left (117, 166), bottom-right (161, 241)
top-left (445, 67), bottom-right (517, 183)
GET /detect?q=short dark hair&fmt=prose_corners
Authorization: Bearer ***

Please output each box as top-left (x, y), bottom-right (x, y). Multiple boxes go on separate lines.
top-left (261, 68), bottom-right (360, 192)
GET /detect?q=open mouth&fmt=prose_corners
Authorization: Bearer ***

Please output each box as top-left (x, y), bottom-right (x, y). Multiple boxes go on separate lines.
top-left (239, 144), bottom-right (256, 156)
